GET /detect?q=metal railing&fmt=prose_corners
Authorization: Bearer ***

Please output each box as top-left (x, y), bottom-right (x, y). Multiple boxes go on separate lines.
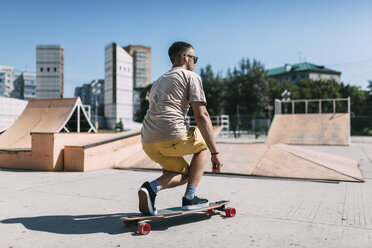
top-left (186, 115), bottom-right (229, 137)
top-left (274, 97), bottom-right (350, 114)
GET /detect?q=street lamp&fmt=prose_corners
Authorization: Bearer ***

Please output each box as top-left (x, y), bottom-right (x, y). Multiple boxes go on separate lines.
top-left (92, 82), bottom-right (101, 130)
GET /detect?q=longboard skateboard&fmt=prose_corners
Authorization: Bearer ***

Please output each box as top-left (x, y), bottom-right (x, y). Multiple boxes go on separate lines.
top-left (121, 200), bottom-right (236, 235)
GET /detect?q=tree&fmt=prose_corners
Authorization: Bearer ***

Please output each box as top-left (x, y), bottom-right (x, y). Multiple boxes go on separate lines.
top-left (134, 84), bottom-right (152, 122)
top-left (223, 58), bottom-right (270, 116)
top-left (200, 65), bottom-right (224, 116)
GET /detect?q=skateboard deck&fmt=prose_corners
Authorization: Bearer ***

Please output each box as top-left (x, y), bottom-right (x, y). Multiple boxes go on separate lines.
top-left (121, 200), bottom-right (236, 235)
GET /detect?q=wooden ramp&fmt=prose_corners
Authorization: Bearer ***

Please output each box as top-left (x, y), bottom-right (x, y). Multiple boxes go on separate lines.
top-left (252, 143), bottom-right (362, 182)
top-left (266, 113), bottom-right (350, 146)
top-left (116, 142), bottom-right (363, 182)
top-left (0, 98), bottom-right (96, 150)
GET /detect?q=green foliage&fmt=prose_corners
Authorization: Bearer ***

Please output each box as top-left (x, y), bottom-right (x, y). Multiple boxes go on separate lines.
top-left (134, 84), bottom-right (152, 122)
top-left (223, 59), bottom-right (270, 116)
top-left (135, 58), bottom-right (372, 134)
top-left (200, 65), bottom-right (224, 115)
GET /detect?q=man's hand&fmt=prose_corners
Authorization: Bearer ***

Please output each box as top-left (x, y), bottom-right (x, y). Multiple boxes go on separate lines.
top-left (211, 154), bottom-right (223, 173)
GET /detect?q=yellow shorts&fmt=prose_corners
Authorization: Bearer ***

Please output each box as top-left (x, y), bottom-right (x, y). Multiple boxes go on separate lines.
top-left (142, 127), bottom-right (208, 175)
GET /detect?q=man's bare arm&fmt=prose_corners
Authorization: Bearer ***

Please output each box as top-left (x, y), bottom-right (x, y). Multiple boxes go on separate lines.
top-left (191, 102), bottom-right (223, 173)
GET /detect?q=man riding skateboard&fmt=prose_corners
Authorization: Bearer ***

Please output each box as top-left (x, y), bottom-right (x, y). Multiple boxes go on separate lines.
top-left (138, 41), bottom-right (223, 215)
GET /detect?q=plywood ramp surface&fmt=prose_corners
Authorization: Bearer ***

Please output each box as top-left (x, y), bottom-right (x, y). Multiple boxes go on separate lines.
top-left (266, 113), bottom-right (350, 145)
top-left (0, 98), bottom-right (79, 149)
top-left (253, 144), bottom-right (362, 182)
top-left (115, 141), bottom-right (362, 182)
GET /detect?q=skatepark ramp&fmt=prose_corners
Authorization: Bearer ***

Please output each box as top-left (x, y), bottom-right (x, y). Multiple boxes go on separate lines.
top-left (0, 98), bottom-right (96, 150)
top-left (115, 142), bottom-right (362, 182)
top-left (266, 98), bottom-right (351, 145)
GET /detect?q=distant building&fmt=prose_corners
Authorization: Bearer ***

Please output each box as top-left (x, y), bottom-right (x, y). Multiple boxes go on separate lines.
top-left (104, 42), bottom-right (133, 129)
top-left (0, 66), bottom-right (36, 100)
top-left (124, 45), bottom-right (151, 117)
top-left (13, 72), bottom-right (37, 100)
top-left (266, 62), bottom-right (341, 84)
top-left (74, 79), bottom-right (104, 110)
top-left (11, 72), bottom-right (23, 99)
top-left (75, 79), bottom-right (104, 128)
top-left (22, 72), bottom-right (37, 100)
top-left (36, 45), bottom-right (64, 98)
top-left (0, 65), bottom-right (14, 97)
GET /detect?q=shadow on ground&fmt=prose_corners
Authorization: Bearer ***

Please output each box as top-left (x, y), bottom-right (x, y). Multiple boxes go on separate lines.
top-left (1, 212), bottom-right (216, 235)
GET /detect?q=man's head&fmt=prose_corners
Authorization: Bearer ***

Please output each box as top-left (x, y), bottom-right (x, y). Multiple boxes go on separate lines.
top-left (168, 41), bottom-right (198, 71)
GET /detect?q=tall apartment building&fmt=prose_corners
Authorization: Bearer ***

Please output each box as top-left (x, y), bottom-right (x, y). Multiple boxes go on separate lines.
top-left (0, 66), bottom-right (36, 100)
top-left (124, 45), bottom-right (151, 117)
top-left (75, 79), bottom-right (105, 129)
top-left (0, 65), bottom-right (14, 97)
top-left (36, 45), bottom-right (64, 98)
top-left (74, 79), bottom-right (104, 110)
top-left (22, 72), bottom-right (37, 100)
top-left (13, 72), bottom-right (37, 100)
top-left (104, 42), bottom-right (133, 129)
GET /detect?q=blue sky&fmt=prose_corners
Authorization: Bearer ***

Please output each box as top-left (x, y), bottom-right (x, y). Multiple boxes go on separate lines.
top-left (1, 0), bottom-right (371, 97)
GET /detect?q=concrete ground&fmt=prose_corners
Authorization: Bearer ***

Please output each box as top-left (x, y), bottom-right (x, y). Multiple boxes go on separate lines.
top-left (1, 138), bottom-right (372, 248)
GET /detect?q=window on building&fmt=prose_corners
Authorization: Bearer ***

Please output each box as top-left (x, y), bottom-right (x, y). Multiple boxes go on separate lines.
top-left (40, 68), bottom-right (43, 72)
top-left (47, 68), bottom-right (50, 72)
top-left (54, 68), bottom-right (57, 72)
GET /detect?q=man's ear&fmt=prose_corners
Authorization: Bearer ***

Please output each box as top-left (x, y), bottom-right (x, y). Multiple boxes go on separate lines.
top-left (183, 54), bottom-right (188, 63)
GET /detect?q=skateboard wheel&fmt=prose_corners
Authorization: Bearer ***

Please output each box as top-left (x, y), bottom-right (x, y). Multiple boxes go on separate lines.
top-left (137, 223), bottom-right (151, 235)
top-left (207, 209), bottom-right (216, 213)
top-left (225, 207), bottom-right (236, 217)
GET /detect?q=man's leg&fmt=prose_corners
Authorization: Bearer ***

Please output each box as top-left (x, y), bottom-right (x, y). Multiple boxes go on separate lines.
top-left (138, 160), bottom-right (189, 215)
top-left (188, 149), bottom-right (208, 186)
top-left (183, 149), bottom-right (209, 209)
top-left (156, 170), bottom-right (188, 190)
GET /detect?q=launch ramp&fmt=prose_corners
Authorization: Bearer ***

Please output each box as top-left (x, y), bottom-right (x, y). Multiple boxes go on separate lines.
top-left (0, 98), bottom-right (96, 150)
top-left (266, 98), bottom-right (351, 145)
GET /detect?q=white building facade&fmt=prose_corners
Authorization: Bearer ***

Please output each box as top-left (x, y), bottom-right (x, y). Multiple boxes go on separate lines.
top-left (104, 42), bottom-right (133, 130)
top-left (36, 45), bottom-right (64, 98)
top-left (0, 96), bottom-right (28, 132)
top-left (123, 45), bottom-right (151, 119)
top-left (0, 65), bottom-right (14, 97)
top-left (0, 66), bottom-right (36, 100)
top-left (22, 72), bottom-right (37, 100)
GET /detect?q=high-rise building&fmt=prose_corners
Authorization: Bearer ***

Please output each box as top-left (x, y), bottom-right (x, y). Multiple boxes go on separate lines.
top-left (75, 79), bottom-right (105, 129)
top-left (104, 42), bottom-right (133, 129)
top-left (36, 45), bottom-right (64, 98)
top-left (0, 65), bottom-right (14, 97)
top-left (22, 72), bottom-right (37, 100)
top-left (13, 72), bottom-right (37, 100)
top-left (124, 45), bottom-right (151, 117)
top-left (74, 79), bottom-right (104, 109)
top-left (0, 66), bottom-right (36, 100)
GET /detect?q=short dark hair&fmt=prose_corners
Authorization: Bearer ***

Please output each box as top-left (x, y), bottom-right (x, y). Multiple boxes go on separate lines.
top-left (168, 41), bottom-right (193, 64)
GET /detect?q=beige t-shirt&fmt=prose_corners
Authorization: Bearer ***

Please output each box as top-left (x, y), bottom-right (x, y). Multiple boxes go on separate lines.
top-left (141, 67), bottom-right (206, 143)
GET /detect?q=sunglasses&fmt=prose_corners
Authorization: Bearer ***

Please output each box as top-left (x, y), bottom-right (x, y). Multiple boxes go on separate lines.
top-left (185, 54), bottom-right (198, 64)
